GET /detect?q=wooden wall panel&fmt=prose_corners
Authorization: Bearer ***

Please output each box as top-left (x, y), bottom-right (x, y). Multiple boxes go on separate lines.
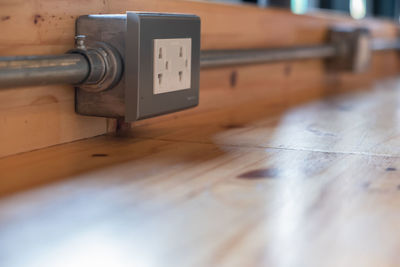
top-left (0, 0), bottom-right (399, 158)
top-left (0, 85), bottom-right (108, 158)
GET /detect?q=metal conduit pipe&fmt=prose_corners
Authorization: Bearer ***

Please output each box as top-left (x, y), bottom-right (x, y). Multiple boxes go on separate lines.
top-left (371, 38), bottom-right (400, 52)
top-left (200, 44), bottom-right (338, 68)
top-left (0, 38), bottom-right (399, 89)
top-left (0, 54), bottom-right (89, 88)
top-left (0, 35), bottom-right (123, 91)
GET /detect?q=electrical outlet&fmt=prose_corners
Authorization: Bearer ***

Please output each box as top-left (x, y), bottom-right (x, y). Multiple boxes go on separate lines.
top-left (74, 12), bottom-right (201, 122)
top-left (153, 38), bottom-right (192, 94)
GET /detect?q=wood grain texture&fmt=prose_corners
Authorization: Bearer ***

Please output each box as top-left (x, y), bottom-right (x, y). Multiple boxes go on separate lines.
top-left (0, 0), bottom-right (400, 158)
top-left (1, 77), bottom-right (400, 267)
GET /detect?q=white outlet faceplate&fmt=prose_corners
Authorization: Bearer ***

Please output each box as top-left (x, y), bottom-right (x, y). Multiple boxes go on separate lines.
top-left (153, 38), bottom-right (192, 95)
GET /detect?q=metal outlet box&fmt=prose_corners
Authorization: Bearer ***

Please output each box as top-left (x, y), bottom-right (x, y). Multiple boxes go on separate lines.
top-left (75, 12), bottom-right (201, 122)
top-left (328, 27), bottom-right (371, 73)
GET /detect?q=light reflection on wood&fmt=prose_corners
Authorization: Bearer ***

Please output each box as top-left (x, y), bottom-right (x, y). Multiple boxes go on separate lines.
top-left (1, 78), bottom-right (400, 266)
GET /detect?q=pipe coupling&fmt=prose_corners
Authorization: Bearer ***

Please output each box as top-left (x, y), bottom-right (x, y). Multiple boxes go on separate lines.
top-left (69, 35), bottom-right (123, 93)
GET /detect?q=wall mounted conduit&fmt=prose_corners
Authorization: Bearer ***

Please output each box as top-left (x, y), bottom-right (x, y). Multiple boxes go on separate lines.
top-left (0, 35), bottom-right (399, 89)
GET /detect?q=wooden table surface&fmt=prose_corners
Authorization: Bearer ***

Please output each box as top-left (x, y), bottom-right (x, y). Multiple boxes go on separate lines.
top-left (1, 77), bottom-right (400, 267)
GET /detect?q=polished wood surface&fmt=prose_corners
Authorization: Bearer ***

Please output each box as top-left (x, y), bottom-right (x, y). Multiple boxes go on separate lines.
top-left (1, 0), bottom-right (400, 157)
top-left (1, 77), bottom-right (400, 267)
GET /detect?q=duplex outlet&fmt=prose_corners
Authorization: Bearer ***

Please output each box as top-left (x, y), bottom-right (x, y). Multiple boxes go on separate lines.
top-left (154, 38), bottom-right (192, 94)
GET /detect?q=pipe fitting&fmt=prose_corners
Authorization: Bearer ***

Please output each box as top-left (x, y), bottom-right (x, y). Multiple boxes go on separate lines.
top-left (69, 35), bottom-right (123, 93)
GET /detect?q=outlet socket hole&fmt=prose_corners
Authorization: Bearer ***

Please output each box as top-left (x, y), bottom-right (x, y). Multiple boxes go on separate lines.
top-left (179, 71), bottom-right (183, 82)
top-left (159, 48), bottom-right (162, 59)
top-left (185, 59), bottom-right (188, 67)
top-left (166, 61), bottom-right (169, 70)
top-left (179, 47), bottom-right (183, 57)
top-left (158, 73), bottom-right (162, 84)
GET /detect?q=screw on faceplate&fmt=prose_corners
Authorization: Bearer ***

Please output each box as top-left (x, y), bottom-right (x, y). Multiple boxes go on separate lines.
top-left (75, 35), bottom-right (87, 50)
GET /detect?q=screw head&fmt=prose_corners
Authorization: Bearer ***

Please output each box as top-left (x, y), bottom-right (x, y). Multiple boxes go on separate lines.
top-left (75, 35), bottom-right (87, 50)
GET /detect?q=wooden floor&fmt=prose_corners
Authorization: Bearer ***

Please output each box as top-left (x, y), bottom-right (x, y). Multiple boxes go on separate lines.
top-left (2, 77), bottom-right (400, 267)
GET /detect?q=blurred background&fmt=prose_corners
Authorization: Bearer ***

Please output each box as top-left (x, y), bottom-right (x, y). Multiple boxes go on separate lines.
top-left (206, 0), bottom-right (400, 20)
